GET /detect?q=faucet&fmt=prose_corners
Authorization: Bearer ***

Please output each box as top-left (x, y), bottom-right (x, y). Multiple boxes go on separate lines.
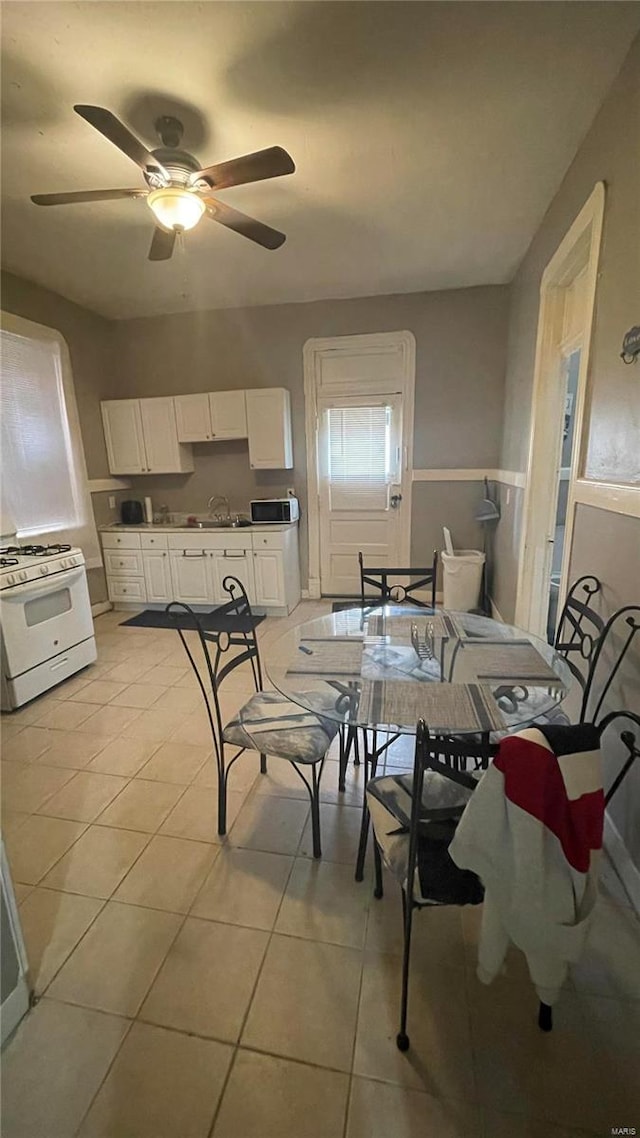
top-left (207, 495), bottom-right (231, 521)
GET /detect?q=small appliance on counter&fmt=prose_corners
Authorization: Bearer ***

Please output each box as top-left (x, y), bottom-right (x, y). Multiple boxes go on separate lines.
top-left (250, 497), bottom-right (299, 524)
top-left (121, 500), bottom-right (144, 525)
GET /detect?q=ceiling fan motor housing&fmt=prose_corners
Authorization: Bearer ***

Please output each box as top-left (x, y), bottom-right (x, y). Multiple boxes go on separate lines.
top-left (148, 116), bottom-right (201, 186)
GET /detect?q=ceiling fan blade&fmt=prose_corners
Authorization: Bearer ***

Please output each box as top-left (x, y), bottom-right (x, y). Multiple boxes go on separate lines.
top-left (204, 198), bottom-right (286, 250)
top-left (192, 146), bottom-right (294, 191)
top-left (74, 105), bottom-right (169, 182)
top-left (31, 189), bottom-right (146, 206)
top-left (148, 226), bottom-right (176, 261)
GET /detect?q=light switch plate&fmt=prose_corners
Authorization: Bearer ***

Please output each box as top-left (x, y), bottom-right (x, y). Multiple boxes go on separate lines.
top-left (108, 495), bottom-right (116, 509)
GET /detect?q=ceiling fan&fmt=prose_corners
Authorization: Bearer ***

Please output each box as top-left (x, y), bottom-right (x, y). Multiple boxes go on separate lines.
top-left (31, 105), bottom-right (295, 260)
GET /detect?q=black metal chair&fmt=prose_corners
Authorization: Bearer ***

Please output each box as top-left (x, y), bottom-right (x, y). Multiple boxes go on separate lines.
top-left (359, 550), bottom-right (438, 610)
top-left (166, 577), bottom-right (340, 857)
top-left (366, 720), bottom-right (496, 1051)
top-left (552, 575), bottom-right (605, 719)
top-left (366, 714), bottom-right (640, 1050)
top-left (581, 604), bottom-right (640, 725)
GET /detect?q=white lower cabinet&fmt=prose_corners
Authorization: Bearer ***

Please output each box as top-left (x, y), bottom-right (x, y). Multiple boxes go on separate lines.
top-left (169, 552), bottom-right (212, 606)
top-left (210, 549), bottom-right (256, 605)
top-left (143, 552), bottom-right (172, 604)
top-left (253, 549), bottom-right (286, 607)
top-left (102, 526), bottom-right (300, 613)
top-left (107, 576), bottom-right (146, 603)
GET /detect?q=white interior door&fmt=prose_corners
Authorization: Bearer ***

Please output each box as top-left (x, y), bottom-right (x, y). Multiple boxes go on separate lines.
top-left (318, 394), bottom-right (406, 595)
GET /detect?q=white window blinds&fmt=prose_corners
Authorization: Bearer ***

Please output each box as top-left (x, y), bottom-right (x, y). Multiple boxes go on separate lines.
top-left (0, 318), bottom-right (99, 562)
top-left (325, 405), bottom-right (392, 510)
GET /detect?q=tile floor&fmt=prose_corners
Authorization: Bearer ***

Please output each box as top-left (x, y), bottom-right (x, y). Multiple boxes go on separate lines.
top-left (1, 603), bottom-right (639, 1137)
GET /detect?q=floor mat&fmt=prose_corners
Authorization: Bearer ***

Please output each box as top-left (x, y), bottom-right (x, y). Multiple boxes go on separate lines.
top-left (119, 608), bottom-right (266, 632)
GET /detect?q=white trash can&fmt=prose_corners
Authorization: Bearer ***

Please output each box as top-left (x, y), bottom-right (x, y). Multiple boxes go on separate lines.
top-left (441, 549), bottom-right (485, 612)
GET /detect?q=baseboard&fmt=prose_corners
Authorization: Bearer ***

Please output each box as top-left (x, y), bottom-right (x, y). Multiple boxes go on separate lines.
top-left (604, 813), bottom-right (640, 915)
top-left (307, 578), bottom-right (321, 600)
top-left (489, 598), bottom-right (504, 623)
top-left (91, 601), bottom-right (112, 617)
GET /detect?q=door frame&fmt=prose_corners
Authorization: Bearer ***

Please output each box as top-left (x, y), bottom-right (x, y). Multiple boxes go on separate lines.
top-left (304, 331), bottom-right (416, 599)
top-left (515, 182), bottom-right (605, 635)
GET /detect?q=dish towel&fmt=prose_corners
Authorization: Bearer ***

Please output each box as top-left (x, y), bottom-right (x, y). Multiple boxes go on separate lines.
top-left (449, 723), bottom-right (603, 1005)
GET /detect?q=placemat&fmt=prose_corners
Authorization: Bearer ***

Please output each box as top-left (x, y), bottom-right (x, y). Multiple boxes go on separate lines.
top-left (358, 679), bottom-right (506, 733)
top-left (367, 613), bottom-right (455, 642)
top-left (286, 640), bottom-right (364, 676)
top-left (461, 640), bottom-right (558, 682)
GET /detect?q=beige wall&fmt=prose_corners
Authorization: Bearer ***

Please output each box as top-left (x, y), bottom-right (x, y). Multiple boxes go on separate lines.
top-left (568, 506), bottom-right (640, 865)
top-left (492, 36), bottom-right (640, 873)
top-left (498, 34), bottom-right (639, 486)
top-left (1, 269), bottom-right (115, 604)
top-left (495, 35), bottom-right (639, 620)
top-left (1, 273), bottom-right (508, 597)
top-left (114, 286), bottom-right (509, 588)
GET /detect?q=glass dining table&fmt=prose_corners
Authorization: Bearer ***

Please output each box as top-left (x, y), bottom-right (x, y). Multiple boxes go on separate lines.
top-left (266, 605), bottom-right (572, 739)
top-left (266, 604), bottom-right (572, 880)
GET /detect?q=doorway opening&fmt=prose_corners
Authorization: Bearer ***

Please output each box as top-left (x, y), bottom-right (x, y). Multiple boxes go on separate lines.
top-left (546, 346), bottom-right (581, 642)
top-left (515, 183), bottom-right (605, 639)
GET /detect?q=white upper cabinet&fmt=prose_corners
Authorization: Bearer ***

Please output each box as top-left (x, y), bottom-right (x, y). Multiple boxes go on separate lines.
top-left (174, 393), bottom-right (213, 442)
top-left (139, 397), bottom-right (193, 473)
top-left (102, 398), bottom-right (194, 475)
top-left (175, 390), bottom-right (247, 442)
top-left (101, 400), bottom-right (147, 475)
top-left (104, 387), bottom-right (291, 472)
top-left (210, 390), bottom-right (247, 439)
top-left (246, 388), bottom-right (293, 469)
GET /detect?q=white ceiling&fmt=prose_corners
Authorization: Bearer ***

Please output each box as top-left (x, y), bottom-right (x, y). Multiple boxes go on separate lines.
top-left (2, 2), bottom-right (639, 320)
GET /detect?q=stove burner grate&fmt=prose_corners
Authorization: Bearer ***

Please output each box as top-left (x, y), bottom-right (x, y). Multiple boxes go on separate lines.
top-left (0, 546), bottom-right (21, 556)
top-left (18, 543), bottom-right (73, 557)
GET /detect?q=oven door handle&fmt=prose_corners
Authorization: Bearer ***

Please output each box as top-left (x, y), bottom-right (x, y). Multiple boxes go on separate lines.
top-left (0, 566), bottom-right (85, 601)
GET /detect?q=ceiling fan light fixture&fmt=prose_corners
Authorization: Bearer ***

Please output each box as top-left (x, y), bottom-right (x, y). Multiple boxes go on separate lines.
top-left (147, 187), bottom-right (205, 232)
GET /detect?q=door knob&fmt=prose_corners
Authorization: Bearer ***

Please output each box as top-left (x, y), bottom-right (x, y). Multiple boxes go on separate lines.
top-left (390, 493), bottom-right (403, 508)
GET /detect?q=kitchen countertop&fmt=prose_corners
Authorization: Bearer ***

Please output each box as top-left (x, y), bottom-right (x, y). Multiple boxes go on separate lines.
top-left (99, 521), bottom-right (298, 534)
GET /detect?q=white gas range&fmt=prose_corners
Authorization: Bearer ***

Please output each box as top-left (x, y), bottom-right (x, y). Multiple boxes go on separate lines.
top-left (0, 542), bottom-right (97, 711)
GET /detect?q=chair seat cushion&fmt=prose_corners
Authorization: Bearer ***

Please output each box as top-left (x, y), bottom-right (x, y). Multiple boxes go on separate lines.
top-left (224, 690), bottom-right (340, 764)
top-left (367, 772), bottom-right (484, 905)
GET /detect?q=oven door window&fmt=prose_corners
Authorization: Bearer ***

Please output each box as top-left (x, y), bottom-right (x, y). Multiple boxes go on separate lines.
top-left (24, 587), bottom-right (72, 627)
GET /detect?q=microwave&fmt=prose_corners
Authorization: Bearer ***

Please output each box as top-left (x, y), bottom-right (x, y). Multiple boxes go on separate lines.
top-left (250, 497), bottom-right (300, 525)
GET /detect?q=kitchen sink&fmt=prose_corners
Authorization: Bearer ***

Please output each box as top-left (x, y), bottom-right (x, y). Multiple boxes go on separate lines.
top-left (187, 519), bottom-right (234, 528)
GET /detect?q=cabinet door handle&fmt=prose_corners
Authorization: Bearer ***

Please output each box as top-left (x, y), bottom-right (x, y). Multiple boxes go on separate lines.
top-left (183, 550), bottom-right (206, 558)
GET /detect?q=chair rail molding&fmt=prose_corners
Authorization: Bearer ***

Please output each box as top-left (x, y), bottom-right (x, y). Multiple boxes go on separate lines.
top-left (412, 468), bottom-right (526, 486)
top-left (573, 479), bottom-right (640, 519)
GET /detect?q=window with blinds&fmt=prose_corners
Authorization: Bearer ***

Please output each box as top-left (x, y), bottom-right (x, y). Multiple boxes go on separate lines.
top-left (325, 405), bottom-right (392, 510)
top-left (0, 324), bottom-right (97, 560)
